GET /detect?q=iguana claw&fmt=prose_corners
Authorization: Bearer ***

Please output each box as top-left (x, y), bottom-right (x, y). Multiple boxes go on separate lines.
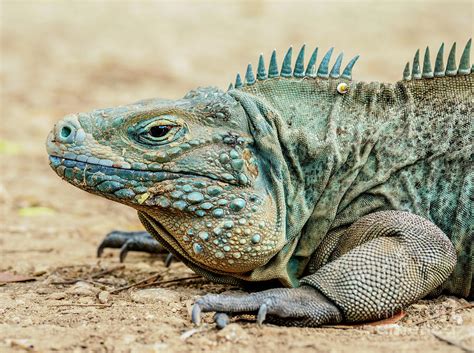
top-left (96, 230), bottom-right (171, 263)
top-left (118, 240), bottom-right (133, 263)
top-left (164, 253), bottom-right (174, 267)
top-left (191, 303), bottom-right (202, 325)
top-left (256, 303), bottom-right (268, 325)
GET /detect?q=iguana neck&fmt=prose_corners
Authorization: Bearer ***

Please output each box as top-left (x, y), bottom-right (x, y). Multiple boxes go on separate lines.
top-left (229, 79), bottom-right (411, 283)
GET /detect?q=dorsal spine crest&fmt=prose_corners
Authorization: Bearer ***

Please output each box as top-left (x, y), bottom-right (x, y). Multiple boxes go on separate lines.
top-left (403, 39), bottom-right (471, 81)
top-left (231, 40), bottom-right (472, 89)
top-left (231, 45), bottom-right (359, 89)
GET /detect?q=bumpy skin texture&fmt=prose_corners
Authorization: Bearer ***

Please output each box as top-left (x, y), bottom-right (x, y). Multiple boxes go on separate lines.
top-left (302, 211), bottom-right (457, 322)
top-left (46, 41), bottom-right (473, 327)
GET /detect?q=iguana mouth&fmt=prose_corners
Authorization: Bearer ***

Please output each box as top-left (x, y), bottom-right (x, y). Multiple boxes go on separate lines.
top-left (48, 155), bottom-right (228, 184)
top-left (48, 155), bottom-right (230, 202)
top-left (49, 154), bottom-right (180, 181)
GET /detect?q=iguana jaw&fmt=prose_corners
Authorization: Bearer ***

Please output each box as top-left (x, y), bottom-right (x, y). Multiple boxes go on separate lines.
top-left (47, 154), bottom-right (228, 205)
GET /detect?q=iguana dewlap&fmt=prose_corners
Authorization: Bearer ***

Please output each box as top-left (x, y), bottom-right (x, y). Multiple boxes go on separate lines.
top-left (46, 40), bottom-right (473, 327)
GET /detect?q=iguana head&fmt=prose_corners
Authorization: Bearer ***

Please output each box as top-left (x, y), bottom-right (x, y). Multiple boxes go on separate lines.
top-left (47, 43), bottom-right (376, 285)
top-left (46, 86), bottom-right (284, 275)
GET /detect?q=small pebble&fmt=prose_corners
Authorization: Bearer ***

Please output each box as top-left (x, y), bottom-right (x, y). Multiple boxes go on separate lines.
top-left (78, 296), bottom-right (94, 304)
top-left (216, 323), bottom-right (248, 342)
top-left (42, 274), bottom-right (65, 285)
top-left (97, 291), bottom-right (110, 304)
top-left (67, 281), bottom-right (98, 296)
top-left (47, 292), bottom-right (66, 300)
top-left (449, 313), bottom-right (463, 325)
top-left (35, 287), bottom-right (52, 295)
top-left (33, 270), bottom-right (47, 277)
top-left (6, 339), bottom-right (34, 350)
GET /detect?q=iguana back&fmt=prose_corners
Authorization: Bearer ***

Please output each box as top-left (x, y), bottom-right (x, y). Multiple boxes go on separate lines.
top-left (228, 44), bottom-right (472, 296)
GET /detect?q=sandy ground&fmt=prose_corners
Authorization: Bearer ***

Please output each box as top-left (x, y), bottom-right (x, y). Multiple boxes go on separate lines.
top-left (1, 1), bottom-right (473, 352)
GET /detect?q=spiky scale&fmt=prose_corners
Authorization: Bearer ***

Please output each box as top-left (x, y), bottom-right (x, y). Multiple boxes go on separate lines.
top-left (245, 64), bottom-right (255, 85)
top-left (293, 45), bottom-right (306, 78)
top-left (412, 49), bottom-right (421, 79)
top-left (422, 47), bottom-right (433, 78)
top-left (341, 55), bottom-right (359, 80)
top-left (305, 47), bottom-right (318, 77)
top-left (268, 50), bottom-right (279, 78)
top-left (317, 47), bottom-right (333, 78)
top-left (458, 38), bottom-right (472, 74)
top-left (227, 83), bottom-right (233, 91)
top-left (446, 42), bottom-right (457, 76)
top-left (403, 62), bottom-right (411, 80)
top-left (257, 54), bottom-right (267, 80)
top-left (235, 73), bottom-right (243, 88)
top-left (281, 47), bottom-right (293, 77)
top-left (329, 53), bottom-right (344, 78)
top-left (434, 43), bottom-right (445, 77)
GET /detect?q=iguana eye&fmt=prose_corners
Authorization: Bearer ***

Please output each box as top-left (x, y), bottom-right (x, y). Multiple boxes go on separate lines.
top-left (142, 123), bottom-right (180, 144)
top-left (131, 117), bottom-right (185, 146)
top-left (149, 125), bottom-right (174, 138)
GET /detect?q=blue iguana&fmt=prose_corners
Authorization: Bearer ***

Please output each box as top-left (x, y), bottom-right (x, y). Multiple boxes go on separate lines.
top-left (46, 40), bottom-right (473, 327)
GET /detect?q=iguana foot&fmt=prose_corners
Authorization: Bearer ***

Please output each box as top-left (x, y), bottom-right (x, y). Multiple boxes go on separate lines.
top-left (192, 286), bottom-right (343, 328)
top-left (97, 230), bottom-right (173, 264)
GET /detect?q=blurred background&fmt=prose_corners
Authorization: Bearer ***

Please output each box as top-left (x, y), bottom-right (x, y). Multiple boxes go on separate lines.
top-left (0, 1), bottom-right (472, 351)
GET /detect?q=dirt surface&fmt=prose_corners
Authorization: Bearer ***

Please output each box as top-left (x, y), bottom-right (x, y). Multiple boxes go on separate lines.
top-left (1, 1), bottom-right (473, 352)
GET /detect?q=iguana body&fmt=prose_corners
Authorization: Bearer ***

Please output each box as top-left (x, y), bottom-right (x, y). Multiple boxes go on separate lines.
top-left (46, 40), bottom-right (473, 327)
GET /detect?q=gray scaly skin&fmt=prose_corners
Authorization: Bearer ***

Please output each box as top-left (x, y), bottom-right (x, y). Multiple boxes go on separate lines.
top-left (46, 40), bottom-right (473, 327)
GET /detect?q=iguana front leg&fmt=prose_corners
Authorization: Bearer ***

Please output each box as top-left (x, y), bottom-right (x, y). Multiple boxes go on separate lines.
top-left (97, 230), bottom-right (173, 264)
top-left (192, 211), bottom-right (457, 327)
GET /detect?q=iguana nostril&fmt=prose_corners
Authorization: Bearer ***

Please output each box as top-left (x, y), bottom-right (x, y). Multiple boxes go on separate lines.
top-left (56, 123), bottom-right (76, 143)
top-left (60, 126), bottom-right (72, 139)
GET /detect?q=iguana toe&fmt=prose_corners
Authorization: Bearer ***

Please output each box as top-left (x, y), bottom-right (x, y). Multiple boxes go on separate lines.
top-left (214, 313), bottom-right (230, 329)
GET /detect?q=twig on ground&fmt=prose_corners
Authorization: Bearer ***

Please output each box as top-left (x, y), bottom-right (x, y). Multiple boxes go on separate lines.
top-left (431, 332), bottom-right (473, 353)
top-left (180, 326), bottom-right (210, 341)
top-left (135, 275), bottom-right (203, 289)
top-left (90, 265), bottom-right (125, 278)
top-left (51, 303), bottom-right (112, 308)
top-left (3, 248), bottom-right (54, 254)
top-left (110, 271), bottom-right (167, 294)
top-left (53, 264), bottom-right (88, 270)
top-left (110, 272), bottom-right (202, 293)
top-left (0, 272), bottom-right (36, 283)
top-left (51, 265), bottom-right (126, 285)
